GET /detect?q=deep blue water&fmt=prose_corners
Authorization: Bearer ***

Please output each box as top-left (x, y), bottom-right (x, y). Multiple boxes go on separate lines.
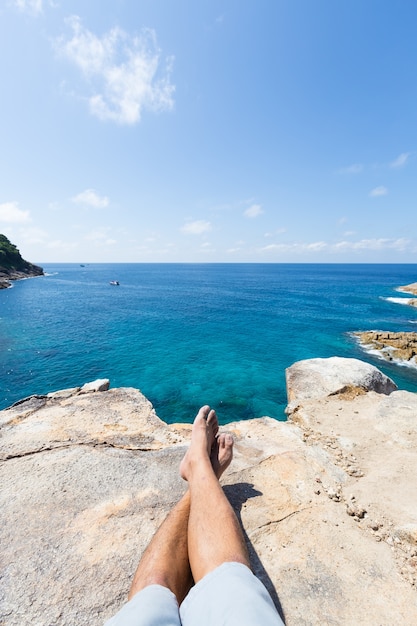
top-left (1, 264), bottom-right (417, 424)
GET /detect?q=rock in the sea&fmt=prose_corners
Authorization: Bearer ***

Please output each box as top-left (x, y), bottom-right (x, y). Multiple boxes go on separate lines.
top-left (1, 365), bottom-right (417, 626)
top-left (398, 282), bottom-right (417, 296)
top-left (354, 331), bottom-right (417, 366)
top-left (285, 356), bottom-right (397, 412)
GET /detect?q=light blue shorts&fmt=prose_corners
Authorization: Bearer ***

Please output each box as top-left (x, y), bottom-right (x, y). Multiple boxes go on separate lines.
top-left (104, 562), bottom-right (284, 626)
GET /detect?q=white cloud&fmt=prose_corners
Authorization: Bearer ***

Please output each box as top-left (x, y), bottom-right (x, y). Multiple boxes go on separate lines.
top-left (0, 201), bottom-right (31, 223)
top-left (84, 228), bottom-right (116, 245)
top-left (259, 242), bottom-right (319, 253)
top-left (390, 152), bottom-right (410, 169)
top-left (338, 163), bottom-right (363, 174)
top-left (12, 0), bottom-right (56, 14)
top-left (264, 228), bottom-right (286, 238)
top-left (180, 220), bottom-right (212, 235)
top-left (19, 227), bottom-right (48, 244)
top-left (369, 186), bottom-right (388, 197)
top-left (72, 189), bottom-right (109, 208)
top-left (333, 238), bottom-right (410, 252)
top-left (47, 239), bottom-right (78, 251)
top-left (244, 204), bottom-right (264, 218)
top-left (259, 238), bottom-right (412, 255)
top-left (13, 0), bottom-right (43, 14)
top-left (57, 17), bottom-right (175, 125)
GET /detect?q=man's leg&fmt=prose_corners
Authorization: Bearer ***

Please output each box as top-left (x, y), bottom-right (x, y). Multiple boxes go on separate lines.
top-left (179, 406), bottom-right (284, 626)
top-left (128, 490), bottom-right (192, 604)
top-left (129, 406), bottom-right (233, 604)
top-left (180, 406), bottom-right (250, 582)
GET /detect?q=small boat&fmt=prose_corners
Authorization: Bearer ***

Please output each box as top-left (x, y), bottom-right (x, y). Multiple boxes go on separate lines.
top-left (109, 280), bottom-right (120, 286)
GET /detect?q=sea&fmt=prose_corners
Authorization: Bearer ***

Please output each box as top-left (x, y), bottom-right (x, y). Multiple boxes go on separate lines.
top-left (1, 263), bottom-right (417, 425)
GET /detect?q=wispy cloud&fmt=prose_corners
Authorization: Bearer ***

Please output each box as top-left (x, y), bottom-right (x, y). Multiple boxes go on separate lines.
top-left (56, 16), bottom-right (175, 125)
top-left (264, 228), bottom-right (286, 238)
top-left (243, 203), bottom-right (264, 218)
top-left (84, 228), bottom-right (116, 245)
top-left (180, 220), bottom-right (212, 235)
top-left (369, 186), bottom-right (388, 197)
top-left (13, 0), bottom-right (43, 14)
top-left (259, 238), bottom-right (411, 254)
top-left (260, 242), bottom-right (327, 253)
top-left (19, 226), bottom-right (48, 243)
top-left (390, 152), bottom-right (411, 169)
top-left (72, 189), bottom-right (109, 208)
top-left (12, 0), bottom-right (56, 14)
top-left (0, 201), bottom-right (31, 223)
top-left (338, 163), bottom-right (363, 175)
top-left (333, 238), bottom-right (409, 251)
top-left (46, 239), bottom-right (78, 251)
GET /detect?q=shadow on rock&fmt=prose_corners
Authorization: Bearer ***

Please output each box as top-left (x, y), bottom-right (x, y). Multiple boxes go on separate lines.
top-left (224, 482), bottom-right (286, 625)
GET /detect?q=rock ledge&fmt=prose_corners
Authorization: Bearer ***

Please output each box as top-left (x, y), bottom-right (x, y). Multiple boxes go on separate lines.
top-left (1, 364), bottom-right (417, 626)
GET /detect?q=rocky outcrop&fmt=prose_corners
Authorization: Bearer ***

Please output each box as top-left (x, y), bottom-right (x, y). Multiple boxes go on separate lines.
top-left (285, 356), bottom-right (397, 413)
top-left (354, 331), bottom-right (417, 366)
top-left (0, 234), bottom-right (43, 289)
top-left (1, 361), bottom-right (417, 626)
top-left (398, 282), bottom-right (417, 296)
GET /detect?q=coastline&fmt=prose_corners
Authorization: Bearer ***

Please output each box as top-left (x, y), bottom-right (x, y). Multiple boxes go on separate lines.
top-left (2, 358), bottom-right (417, 625)
top-left (0, 267), bottom-right (44, 290)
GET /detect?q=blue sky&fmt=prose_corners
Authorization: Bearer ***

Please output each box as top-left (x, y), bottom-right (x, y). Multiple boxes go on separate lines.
top-left (1, 0), bottom-right (416, 263)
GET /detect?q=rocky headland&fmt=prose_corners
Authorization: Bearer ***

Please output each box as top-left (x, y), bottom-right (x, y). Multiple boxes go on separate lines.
top-left (354, 331), bottom-right (417, 367)
top-left (0, 234), bottom-right (43, 289)
top-left (1, 357), bottom-right (417, 625)
top-left (398, 282), bottom-right (417, 297)
top-left (352, 281), bottom-right (417, 367)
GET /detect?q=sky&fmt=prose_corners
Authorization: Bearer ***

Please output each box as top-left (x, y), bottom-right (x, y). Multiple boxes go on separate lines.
top-left (1, 0), bottom-right (417, 264)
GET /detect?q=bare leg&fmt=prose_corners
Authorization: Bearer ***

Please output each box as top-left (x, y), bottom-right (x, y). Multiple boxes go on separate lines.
top-left (129, 406), bottom-right (233, 604)
top-left (128, 490), bottom-right (192, 604)
top-left (180, 406), bottom-right (250, 584)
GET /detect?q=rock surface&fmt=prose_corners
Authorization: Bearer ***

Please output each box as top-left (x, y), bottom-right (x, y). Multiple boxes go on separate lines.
top-left (398, 282), bottom-right (417, 296)
top-left (354, 331), bottom-right (417, 366)
top-left (1, 361), bottom-right (417, 626)
top-left (285, 356), bottom-right (397, 413)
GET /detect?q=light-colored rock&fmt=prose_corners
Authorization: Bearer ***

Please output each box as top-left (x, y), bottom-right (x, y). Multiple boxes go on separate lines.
top-left (285, 356), bottom-right (397, 412)
top-left (80, 378), bottom-right (110, 393)
top-left (354, 331), bottom-right (417, 366)
top-left (1, 366), bottom-right (417, 626)
top-left (398, 282), bottom-right (417, 296)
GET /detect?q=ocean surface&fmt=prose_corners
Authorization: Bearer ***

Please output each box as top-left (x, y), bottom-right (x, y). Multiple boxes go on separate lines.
top-left (1, 264), bottom-right (417, 425)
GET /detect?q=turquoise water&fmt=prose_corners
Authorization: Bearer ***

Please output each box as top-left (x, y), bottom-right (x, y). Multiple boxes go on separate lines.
top-left (1, 264), bottom-right (417, 424)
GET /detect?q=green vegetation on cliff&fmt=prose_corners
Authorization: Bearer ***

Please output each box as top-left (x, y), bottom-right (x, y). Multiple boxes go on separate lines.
top-left (1, 234), bottom-right (30, 271)
top-left (0, 234), bottom-right (43, 288)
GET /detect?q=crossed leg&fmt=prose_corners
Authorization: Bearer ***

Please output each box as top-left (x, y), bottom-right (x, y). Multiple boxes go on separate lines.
top-left (108, 405), bottom-right (283, 626)
top-left (180, 406), bottom-right (250, 583)
top-left (128, 406), bottom-right (236, 604)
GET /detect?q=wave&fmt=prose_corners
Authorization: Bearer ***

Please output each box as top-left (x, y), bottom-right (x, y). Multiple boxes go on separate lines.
top-left (384, 297), bottom-right (414, 306)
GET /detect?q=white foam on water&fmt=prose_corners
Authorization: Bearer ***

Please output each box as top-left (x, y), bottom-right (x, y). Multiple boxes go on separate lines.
top-left (384, 297), bottom-right (413, 306)
top-left (355, 338), bottom-right (417, 370)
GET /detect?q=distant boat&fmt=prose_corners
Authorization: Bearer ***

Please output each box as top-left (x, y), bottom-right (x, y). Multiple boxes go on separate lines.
top-left (109, 280), bottom-right (120, 286)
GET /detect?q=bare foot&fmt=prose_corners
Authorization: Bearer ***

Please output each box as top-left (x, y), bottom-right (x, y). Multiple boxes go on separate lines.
top-left (211, 432), bottom-right (234, 479)
top-left (180, 405), bottom-right (220, 481)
